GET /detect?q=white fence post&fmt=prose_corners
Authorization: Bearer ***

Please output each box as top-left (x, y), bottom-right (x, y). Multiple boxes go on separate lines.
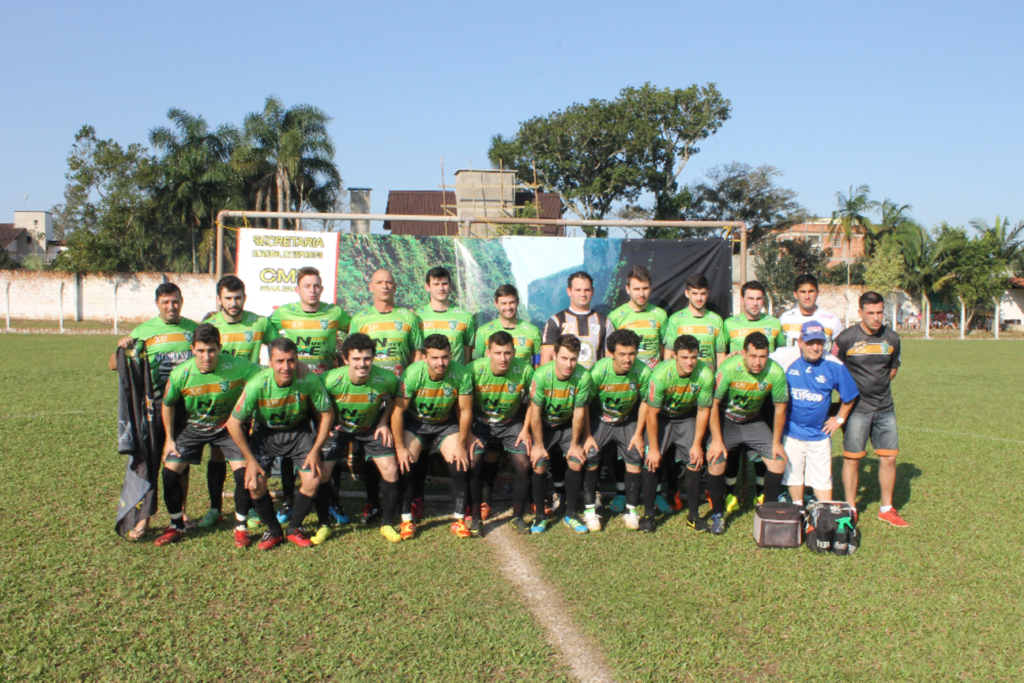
top-left (113, 277), bottom-right (119, 335)
top-left (4, 281), bottom-right (9, 331)
top-left (994, 295), bottom-right (1000, 340)
top-left (59, 282), bottom-right (65, 333)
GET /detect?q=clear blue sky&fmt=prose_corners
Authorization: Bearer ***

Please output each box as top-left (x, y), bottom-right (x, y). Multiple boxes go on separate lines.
top-left (4, 0), bottom-right (1022, 232)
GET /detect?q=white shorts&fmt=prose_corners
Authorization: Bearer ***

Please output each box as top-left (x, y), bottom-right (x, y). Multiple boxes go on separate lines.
top-left (782, 435), bottom-right (833, 490)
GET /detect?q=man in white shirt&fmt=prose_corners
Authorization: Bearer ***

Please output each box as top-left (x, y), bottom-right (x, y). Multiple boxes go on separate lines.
top-left (779, 274), bottom-right (844, 352)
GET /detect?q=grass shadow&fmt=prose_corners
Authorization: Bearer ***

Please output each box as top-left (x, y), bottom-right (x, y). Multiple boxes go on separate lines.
top-left (832, 455), bottom-right (923, 510)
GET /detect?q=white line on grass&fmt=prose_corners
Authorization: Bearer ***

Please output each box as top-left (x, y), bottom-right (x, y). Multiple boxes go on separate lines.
top-left (901, 425), bottom-right (1024, 445)
top-left (485, 523), bottom-right (616, 683)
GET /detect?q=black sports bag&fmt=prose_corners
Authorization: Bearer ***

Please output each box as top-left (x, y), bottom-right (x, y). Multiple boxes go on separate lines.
top-left (804, 500), bottom-right (859, 556)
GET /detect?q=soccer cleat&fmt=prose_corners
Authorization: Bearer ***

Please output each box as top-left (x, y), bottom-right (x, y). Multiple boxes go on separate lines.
top-left (360, 504), bottom-right (381, 526)
top-left (622, 511), bottom-right (640, 530)
top-left (669, 492), bottom-right (684, 512)
top-left (511, 517), bottom-right (530, 535)
top-left (469, 518), bottom-right (483, 538)
top-left (276, 502), bottom-right (292, 525)
top-left (725, 494), bottom-right (740, 514)
top-left (311, 525), bottom-right (333, 545)
top-left (583, 509), bottom-right (602, 532)
top-left (286, 528), bottom-right (314, 548)
top-left (754, 493), bottom-right (765, 506)
top-left (709, 513), bottom-right (726, 535)
top-left (380, 525), bottom-right (402, 543)
top-left (154, 526), bottom-right (185, 546)
top-left (399, 520), bottom-right (417, 540)
top-left (609, 493), bottom-right (627, 514)
top-left (480, 502), bottom-right (491, 521)
top-left (530, 516), bottom-right (550, 534)
top-left (411, 497), bottom-right (425, 523)
top-left (638, 515), bottom-right (656, 533)
top-left (654, 495), bottom-right (674, 515)
top-left (329, 506), bottom-right (350, 526)
top-left (562, 515), bottom-right (589, 534)
top-left (198, 509), bottom-right (224, 528)
top-left (687, 516), bottom-right (710, 533)
top-left (257, 532), bottom-right (284, 551)
top-left (246, 509), bottom-right (262, 530)
top-left (878, 508), bottom-right (909, 527)
top-left (234, 529), bottom-right (253, 548)
top-left (451, 519), bottom-right (472, 538)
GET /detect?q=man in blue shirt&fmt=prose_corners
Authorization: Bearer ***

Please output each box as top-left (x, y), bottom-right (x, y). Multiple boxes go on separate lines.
top-left (771, 321), bottom-right (859, 504)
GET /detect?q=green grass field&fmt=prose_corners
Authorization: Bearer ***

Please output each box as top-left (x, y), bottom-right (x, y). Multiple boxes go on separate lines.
top-left (1, 336), bottom-right (1022, 682)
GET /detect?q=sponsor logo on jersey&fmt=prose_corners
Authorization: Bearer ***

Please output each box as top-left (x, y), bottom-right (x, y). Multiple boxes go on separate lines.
top-left (788, 369), bottom-right (800, 376)
top-left (815, 375), bottom-right (827, 384)
top-left (791, 388), bottom-right (825, 402)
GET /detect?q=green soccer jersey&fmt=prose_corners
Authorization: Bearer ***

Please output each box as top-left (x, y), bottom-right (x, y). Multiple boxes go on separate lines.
top-left (646, 359), bottom-right (715, 418)
top-left (128, 316), bottom-right (199, 401)
top-left (164, 355), bottom-right (261, 433)
top-left (416, 304), bottom-right (476, 363)
top-left (322, 365), bottom-right (398, 435)
top-left (713, 354), bottom-right (789, 423)
top-left (231, 368), bottom-right (332, 430)
top-left (269, 302), bottom-right (351, 375)
top-left (662, 308), bottom-right (726, 367)
top-left (348, 306), bottom-right (422, 377)
top-left (208, 311), bottom-right (277, 362)
top-left (529, 362), bottom-right (594, 427)
top-left (399, 360), bottom-right (473, 425)
top-left (723, 313), bottom-right (783, 354)
top-left (608, 303), bottom-right (668, 369)
top-left (473, 318), bottom-right (543, 364)
top-left (469, 357), bottom-right (534, 425)
top-left (589, 357), bottom-right (652, 425)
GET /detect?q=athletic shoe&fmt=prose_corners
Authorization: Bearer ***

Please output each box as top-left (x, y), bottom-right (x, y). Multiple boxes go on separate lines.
top-left (399, 520), bottom-right (417, 540)
top-left (877, 508), bottom-right (909, 527)
top-left (669, 492), bottom-right (684, 512)
top-left (276, 503), bottom-right (292, 525)
top-left (257, 532), bottom-right (284, 551)
top-left (511, 517), bottom-right (530, 535)
top-left (468, 519), bottom-right (483, 538)
top-left (686, 516), bottom-right (710, 533)
top-left (654, 495), bottom-right (674, 515)
top-left (638, 515), bottom-right (655, 533)
top-left (725, 494), bottom-right (740, 514)
top-left (562, 515), bottom-right (588, 534)
top-left (380, 525), bottom-right (402, 543)
top-left (329, 506), bottom-right (350, 526)
top-left (622, 511), bottom-right (640, 530)
top-left (246, 509), bottom-right (262, 530)
top-left (754, 493), bottom-right (765, 506)
top-left (411, 497), bottom-right (425, 523)
top-left (530, 516), bottom-right (550, 534)
top-left (709, 513), bottom-right (726, 535)
top-left (583, 509), bottom-right (602, 532)
top-left (286, 528), bottom-right (314, 548)
top-left (154, 526), bottom-right (185, 546)
top-left (197, 509), bottom-right (224, 528)
top-left (451, 519), bottom-right (472, 538)
top-left (311, 525), bottom-right (333, 545)
top-left (609, 493), bottom-right (626, 514)
top-left (360, 504), bottom-right (381, 526)
top-left (234, 529), bottom-right (253, 548)
top-left (480, 502), bottom-right (491, 521)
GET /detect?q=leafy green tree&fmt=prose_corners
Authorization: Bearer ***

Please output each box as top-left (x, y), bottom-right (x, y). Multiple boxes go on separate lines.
top-left (969, 216), bottom-right (1024, 276)
top-left (869, 199), bottom-right (914, 257)
top-left (753, 239), bottom-right (795, 314)
top-left (897, 223), bottom-right (945, 337)
top-left (0, 249), bottom-right (21, 270)
top-left (828, 184), bottom-right (879, 287)
top-left (864, 243), bottom-right (906, 323)
top-left (933, 225), bottom-right (1007, 332)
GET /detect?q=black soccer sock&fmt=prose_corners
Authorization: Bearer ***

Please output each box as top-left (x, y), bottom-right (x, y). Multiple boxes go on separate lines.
top-left (510, 454), bottom-right (531, 518)
top-left (252, 493), bottom-right (282, 536)
top-left (280, 458), bottom-right (295, 503)
top-left (331, 462), bottom-right (343, 496)
top-left (583, 467), bottom-right (601, 508)
top-left (565, 468), bottom-right (584, 517)
top-left (625, 470), bottom-right (642, 509)
top-left (642, 469), bottom-right (659, 514)
top-left (708, 473), bottom-right (726, 516)
top-left (754, 460), bottom-right (767, 495)
top-left (231, 469), bottom-right (251, 522)
top-left (363, 459), bottom-right (382, 509)
top-left (413, 457), bottom-right (428, 502)
top-left (287, 492), bottom-right (315, 533)
top-left (531, 470), bottom-right (548, 518)
top-left (614, 458), bottom-right (626, 496)
top-left (449, 461), bottom-right (469, 519)
top-left (469, 458), bottom-right (485, 520)
top-left (380, 480), bottom-right (399, 526)
top-left (551, 454), bottom-right (566, 500)
top-left (724, 450), bottom-right (740, 494)
top-left (763, 470), bottom-right (784, 503)
top-left (327, 478), bottom-right (341, 512)
top-left (399, 468), bottom-right (416, 517)
top-left (482, 459), bottom-right (499, 507)
top-left (206, 461), bottom-right (227, 512)
top-left (685, 468), bottom-right (703, 521)
top-left (162, 467), bottom-right (186, 528)
top-left (664, 458), bottom-right (679, 498)
top-left (314, 486), bottom-right (332, 527)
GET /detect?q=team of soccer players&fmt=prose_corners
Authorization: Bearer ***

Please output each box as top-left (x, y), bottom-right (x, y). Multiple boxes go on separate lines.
top-left (117, 264), bottom-right (909, 549)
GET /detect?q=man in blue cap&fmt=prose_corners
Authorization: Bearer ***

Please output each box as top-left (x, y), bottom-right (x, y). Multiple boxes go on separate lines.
top-left (770, 321), bottom-right (859, 505)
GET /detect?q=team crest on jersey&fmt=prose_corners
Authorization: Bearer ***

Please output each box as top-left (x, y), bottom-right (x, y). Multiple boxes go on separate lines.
top-left (219, 380), bottom-right (230, 392)
top-left (367, 390), bottom-right (378, 403)
top-left (763, 327), bottom-right (773, 336)
top-left (569, 387), bottom-right (577, 398)
top-left (757, 381), bottom-right (768, 391)
top-left (320, 319), bottom-right (330, 330)
top-left (394, 321), bottom-right (403, 331)
top-left (449, 320), bottom-right (458, 331)
top-left (629, 381), bottom-right (637, 391)
top-left (707, 325), bottom-right (715, 335)
top-left (507, 382), bottom-right (517, 394)
top-left (589, 323), bottom-right (601, 336)
top-left (244, 330), bottom-right (254, 342)
top-left (517, 336), bottom-right (526, 346)
top-left (184, 331), bottom-right (193, 343)
top-left (443, 386), bottom-right (453, 398)
top-left (648, 319), bottom-right (656, 328)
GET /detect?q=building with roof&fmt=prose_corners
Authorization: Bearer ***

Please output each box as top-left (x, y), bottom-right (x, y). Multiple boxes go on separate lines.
top-left (0, 211), bottom-right (67, 265)
top-left (775, 219), bottom-right (865, 267)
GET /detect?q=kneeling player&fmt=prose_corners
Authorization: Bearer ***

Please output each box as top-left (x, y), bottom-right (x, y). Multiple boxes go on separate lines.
top-left (468, 331), bottom-right (534, 535)
top-left (705, 332), bottom-right (789, 535)
top-left (155, 324), bottom-right (262, 546)
top-left (322, 334), bottom-right (402, 543)
top-left (226, 338), bottom-right (334, 549)
top-left (528, 335), bottom-right (596, 534)
top-left (392, 334), bottom-right (475, 539)
top-left (644, 335), bottom-right (715, 533)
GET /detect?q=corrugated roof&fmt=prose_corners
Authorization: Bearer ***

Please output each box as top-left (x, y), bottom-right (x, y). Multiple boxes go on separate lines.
top-left (0, 224), bottom-right (27, 249)
top-left (384, 190), bottom-right (564, 236)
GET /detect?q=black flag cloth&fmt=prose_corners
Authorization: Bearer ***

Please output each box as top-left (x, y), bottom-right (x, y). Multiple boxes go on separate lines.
top-left (115, 345), bottom-right (157, 538)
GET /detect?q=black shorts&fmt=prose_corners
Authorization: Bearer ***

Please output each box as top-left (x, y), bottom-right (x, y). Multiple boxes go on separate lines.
top-left (167, 426), bottom-right (244, 465)
top-left (251, 425), bottom-right (317, 473)
top-left (721, 418), bottom-right (779, 462)
top-left (325, 429), bottom-right (396, 461)
top-left (654, 415), bottom-right (704, 468)
top-left (592, 418), bottom-right (644, 466)
top-left (471, 420), bottom-right (529, 456)
top-left (404, 415), bottom-right (460, 453)
top-left (541, 422), bottom-right (599, 468)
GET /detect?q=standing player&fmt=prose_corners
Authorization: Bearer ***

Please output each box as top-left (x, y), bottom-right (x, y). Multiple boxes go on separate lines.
top-left (468, 331), bottom-right (534, 535)
top-left (417, 267), bottom-right (476, 365)
top-left (705, 333), bottom-right (789, 535)
top-left (226, 338), bottom-right (335, 549)
top-left (607, 266), bottom-right (667, 370)
top-left (644, 335), bottom-right (715, 533)
top-left (779, 274), bottom-right (844, 350)
top-left (391, 334), bottom-right (476, 539)
top-left (348, 269), bottom-right (422, 524)
top-left (108, 282), bottom-right (198, 539)
top-left (473, 284), bottom-right (542, 364)
top-left (155, 324), bottom-right (262, 547)
top-left (663, 273), bottom-right (727, 369)
top-left (833, 292), bottom-right (907, 527)
top-left (322, 334), bottom-right (403, 543)
top-left (588, 330), bottom-right (652, 531)
top-left (528, 335), bottom-right (595, 534)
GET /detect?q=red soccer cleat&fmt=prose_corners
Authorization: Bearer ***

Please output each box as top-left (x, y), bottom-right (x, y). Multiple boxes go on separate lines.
top-left (286, 529), bottom-right (314, 547)
top-left (451, 519), bottom-right (472, 538)
top-left (154, 526), bottom-right (185, 546)
top-left (399, 520), bottom-right (417, 540)
top-left (257, 532), bottom-right (284, 551)
top-left (234, 529), bottom-right (253, 548)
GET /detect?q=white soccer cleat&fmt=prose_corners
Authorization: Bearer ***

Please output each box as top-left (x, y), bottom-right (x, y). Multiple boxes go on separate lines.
top-left (622, 511), bottom-right (640, 530)
top-left (583, 509), bottom-right (602, 532)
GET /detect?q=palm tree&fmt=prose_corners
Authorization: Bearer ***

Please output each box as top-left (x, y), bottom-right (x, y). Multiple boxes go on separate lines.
top-left (828, 184), bottom-right (879, 288)
top-left (898, 223), bottom-right (951, 339)
top-left (870, 199), bottom-right (914, 255)
top-left (969, 216), bottom-right (1024, 273)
